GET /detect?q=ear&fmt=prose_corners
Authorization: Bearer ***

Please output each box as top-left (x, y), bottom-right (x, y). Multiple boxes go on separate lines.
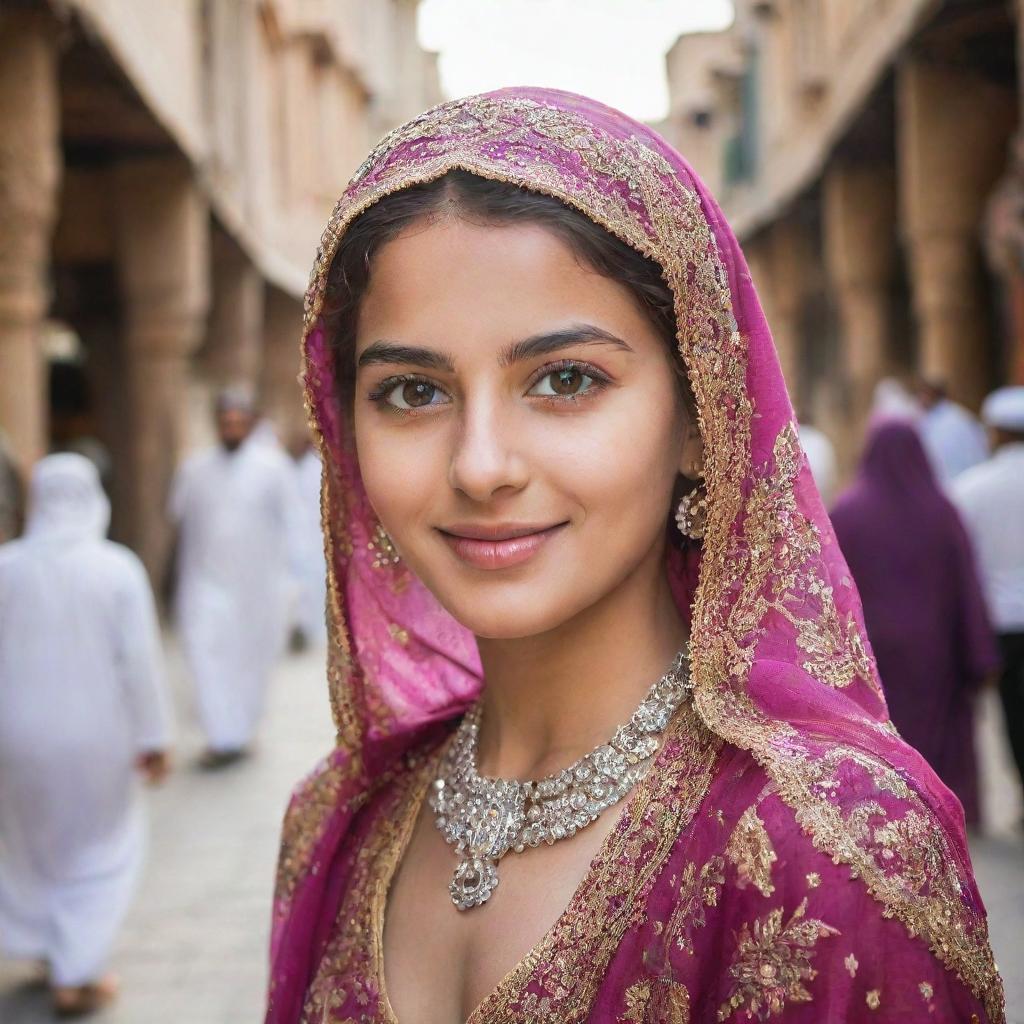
top-left (677, 414), bottom-right (705, 481)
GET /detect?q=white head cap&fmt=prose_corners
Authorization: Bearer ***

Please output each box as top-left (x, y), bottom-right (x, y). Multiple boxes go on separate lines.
top-left (981, 386), bottom-right (1024, 433)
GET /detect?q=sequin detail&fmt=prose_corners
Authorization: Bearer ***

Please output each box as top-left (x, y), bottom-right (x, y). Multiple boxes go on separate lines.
top-left (726, 806), bottom-right (778, 897)
top-left (717, 899), bottom-right (839, 1021)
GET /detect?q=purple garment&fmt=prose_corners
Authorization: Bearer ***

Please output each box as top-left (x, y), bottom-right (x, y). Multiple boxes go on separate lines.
top-left (831, 420), bottom-right (999, 825)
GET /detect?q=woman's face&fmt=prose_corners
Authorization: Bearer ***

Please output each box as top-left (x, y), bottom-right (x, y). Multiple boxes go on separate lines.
top-left (353, 216), bottom-right (701, 639)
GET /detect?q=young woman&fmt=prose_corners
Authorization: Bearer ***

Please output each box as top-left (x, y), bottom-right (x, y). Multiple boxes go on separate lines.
top-left (265, 89), bottom-right (1003, 1023)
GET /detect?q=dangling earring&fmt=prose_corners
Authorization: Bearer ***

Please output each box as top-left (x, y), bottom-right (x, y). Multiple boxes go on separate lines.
top-left (675, 479), bottom-right (708, 541)
top-left (368, 521), bottom-right (400, 568)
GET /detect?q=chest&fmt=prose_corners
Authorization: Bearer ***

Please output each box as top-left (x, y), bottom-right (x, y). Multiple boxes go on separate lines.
top-left (184, 460), bottom-right (284, 548)
top-left (299, 709), bottom-right (721, 1024)
top-left (383, 795), bottom-right (619, 1024)
top-left (187, 457), bottom-right (282, 527)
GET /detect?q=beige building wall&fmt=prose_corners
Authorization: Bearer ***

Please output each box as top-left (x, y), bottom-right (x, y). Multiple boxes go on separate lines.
top-left (663, 0), bottom-right (1021, 474)
top-left (0, 0), bottom-right (440, 580)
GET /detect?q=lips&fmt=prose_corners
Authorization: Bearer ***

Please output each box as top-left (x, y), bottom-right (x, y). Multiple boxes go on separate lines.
top-left (437, 522), bottom-right (568, 570)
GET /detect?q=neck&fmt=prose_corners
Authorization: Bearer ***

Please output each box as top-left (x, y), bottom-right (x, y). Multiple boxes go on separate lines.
top-left (474, 543), bottom-right (687, 780)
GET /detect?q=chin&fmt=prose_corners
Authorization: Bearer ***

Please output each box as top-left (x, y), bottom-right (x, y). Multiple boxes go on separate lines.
top-left (429, 580), bottom-right (592, 641)
top-left (449, 605), bottom-right (570, 641)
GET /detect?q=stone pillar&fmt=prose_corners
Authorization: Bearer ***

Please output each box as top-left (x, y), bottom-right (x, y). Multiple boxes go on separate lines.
top-left (113, 158), bottom-right (209, 581)
top-left (201, 229), bottom-right (265, 388)
top-left (260, 286), bottom-right (307, 453)
top-left (0, 11), bottom-right (61, 472)
top-left (824, 162), bottom-right (898, 429)
top-left (980, 0), bottom-right (1024, 386)
top-left (743, 231), bottom-right (777, 347)
top-left (766, 216), bottom-right (814, 405)
top-left (899, 58), bottom-right (1016, 407)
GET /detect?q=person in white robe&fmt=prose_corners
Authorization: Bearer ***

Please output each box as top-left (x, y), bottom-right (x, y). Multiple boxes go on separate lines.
top-left (870, 377), bottom-right (922, 422)
top-left (0, 454), bottom-right (171, 1015)
top-left (916, 378), bottom-right (989, 483)
top-left (292, 442), bottom-right (328, 648)
top-left (797, 421), bottom-right (838, 506)
top-left (169, 390), bottom-right (300, 766)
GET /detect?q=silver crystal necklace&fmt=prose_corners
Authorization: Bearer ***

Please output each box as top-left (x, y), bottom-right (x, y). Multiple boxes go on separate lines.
top-left (430, 649), bottom-right (692, 911)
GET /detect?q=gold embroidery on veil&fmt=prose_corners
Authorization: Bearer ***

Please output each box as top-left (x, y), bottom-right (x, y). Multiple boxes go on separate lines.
top-left (287, 94), bottom-right (1002, 1020)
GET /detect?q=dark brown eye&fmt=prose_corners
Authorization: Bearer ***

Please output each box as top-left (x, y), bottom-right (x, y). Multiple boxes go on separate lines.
top-left (383, 379), bottom-right (449, 410)
top-left (527, 364), bottom-right (599, 399)
top-left (402, 381), bottom-right (436, 407)
top-left (550, 368), bottom-right (583, 395)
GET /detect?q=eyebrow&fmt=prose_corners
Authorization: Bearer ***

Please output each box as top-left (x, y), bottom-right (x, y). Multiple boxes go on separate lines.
top-left (498, 323), bottom-right (633, 366)
top-left (356, 342), bottom-right (456, 372)
top-left (356, 323), bottom-right (633, 373)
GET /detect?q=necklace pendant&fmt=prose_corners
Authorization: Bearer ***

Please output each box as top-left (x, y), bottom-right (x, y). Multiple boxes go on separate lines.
top-left (450, 854), bottom-right (499, 911)
top-left (433, 649), bottom-right (692, 913)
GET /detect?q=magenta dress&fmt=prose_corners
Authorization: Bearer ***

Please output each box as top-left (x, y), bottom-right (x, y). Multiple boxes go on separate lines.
top-left (264, 90), bottom-right (1004, 1023)
top-left (831, 420), bottom-right (1000, 827)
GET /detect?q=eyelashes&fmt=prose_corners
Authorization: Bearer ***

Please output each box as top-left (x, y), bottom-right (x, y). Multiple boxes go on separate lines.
top-left (366, 359), bottom-right (613, 415)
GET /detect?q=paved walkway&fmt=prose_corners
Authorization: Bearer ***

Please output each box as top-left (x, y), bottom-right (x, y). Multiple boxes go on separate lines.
top-left (1, 648), bottom-right (1022, 1022)
top-left (0, 640), bottom-right (335, 1024)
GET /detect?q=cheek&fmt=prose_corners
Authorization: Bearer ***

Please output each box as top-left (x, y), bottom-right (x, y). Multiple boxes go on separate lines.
top-left (353, 413), bottom-right (445, 527)
top-left (531, 389), bottom-right (684, 518)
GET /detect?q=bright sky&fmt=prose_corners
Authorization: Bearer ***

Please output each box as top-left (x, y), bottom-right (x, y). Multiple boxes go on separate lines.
top-left (417, 0), bottom-right (734, 123)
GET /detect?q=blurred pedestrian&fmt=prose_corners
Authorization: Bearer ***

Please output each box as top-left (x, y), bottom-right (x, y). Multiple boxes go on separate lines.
top-left (953, 386), bottom-right (1024, 809)
top-left (291, 440), bottom-right (328, 648)
top-left (169, 388), bottom-right (299, 767)
top-left (0, 454), bottom-right (171, 1016)
top-left (916, 377), bottom-right (989, 483)
top-left (831, 419), bottom-right (998, 827)
top-left (870, 376), bottom-right (920, 421)
top-left (797, 417), bottom-right (838, 505)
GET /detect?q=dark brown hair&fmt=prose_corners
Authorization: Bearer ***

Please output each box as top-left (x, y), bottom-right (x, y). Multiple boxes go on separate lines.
top-left (320, 170), bottom-right (690, 405)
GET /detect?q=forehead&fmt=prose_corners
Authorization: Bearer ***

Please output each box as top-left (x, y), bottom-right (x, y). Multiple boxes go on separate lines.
top-left (355, 217), bottom-right (656, 353)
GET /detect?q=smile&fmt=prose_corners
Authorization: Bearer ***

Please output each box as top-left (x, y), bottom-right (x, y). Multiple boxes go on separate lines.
top-left (437, 522), bottom-right (568, 570)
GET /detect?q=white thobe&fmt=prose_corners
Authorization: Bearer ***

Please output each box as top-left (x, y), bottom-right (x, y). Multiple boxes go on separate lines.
top-left (798, 423), bottom-right (838, 506)
top-left (0, 454), bottom-right (170, 986)
top-left (293, 449), bottom-right (328, 647)
top-left (920, 399), bottom-right (989, 484)
top-left (952, 443), bottom-right (1024, 633)
top-left (170, 438), bottom-right (299, 751)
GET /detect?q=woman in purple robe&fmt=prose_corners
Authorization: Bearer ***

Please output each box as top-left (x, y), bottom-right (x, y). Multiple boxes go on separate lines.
top-left (831, 419), bottom-right (999, 828)
top-left (264, 90), bottom-right (1004, 1022)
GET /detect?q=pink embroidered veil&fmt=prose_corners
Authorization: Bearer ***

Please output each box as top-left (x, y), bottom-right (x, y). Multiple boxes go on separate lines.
top-left (266, 88), bottom-right (1002, 1021)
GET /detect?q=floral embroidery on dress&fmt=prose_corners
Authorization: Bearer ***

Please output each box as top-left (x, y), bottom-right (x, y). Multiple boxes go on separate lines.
top-left (717, 898), bottom-right (839, 1021)
top-left (726, 806), bottom-right (777, 897)
top-left (620, 980), bottom-right (690, 1023)
top-left (666, 856), bottom-right (726, 955)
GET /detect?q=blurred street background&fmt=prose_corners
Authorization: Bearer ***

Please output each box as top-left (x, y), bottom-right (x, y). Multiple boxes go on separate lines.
top-left (2, 0), bottom-right (1024, 1021)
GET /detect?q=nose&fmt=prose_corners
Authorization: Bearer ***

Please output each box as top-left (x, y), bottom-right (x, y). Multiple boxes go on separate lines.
top-left (448, 395), bottom-right (529, 502)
